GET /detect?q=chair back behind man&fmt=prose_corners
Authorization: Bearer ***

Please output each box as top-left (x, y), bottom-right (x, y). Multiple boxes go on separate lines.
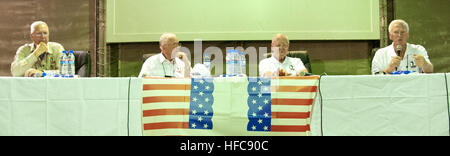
top-left (73, 51), bottom-right (90, 77)
top-left (264, 51), bottom-right (312, 73)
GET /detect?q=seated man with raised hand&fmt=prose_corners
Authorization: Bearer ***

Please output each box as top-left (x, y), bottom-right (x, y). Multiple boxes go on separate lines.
top-left (11, 21), bottom-right (65, 77)
top-left (139, 33), bottom-right (190, 78)
top-left (372, 19), bottom-right (433, 74)
top-left (259, 34), bottom-right (308, 77)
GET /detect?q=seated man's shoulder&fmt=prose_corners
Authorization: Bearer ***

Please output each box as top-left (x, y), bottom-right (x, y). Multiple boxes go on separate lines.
top-left (13, 44), bottom-right (34, 57)
top-left (286, 57), bottom-right (305, 67)
top-left (409, 43), bottom-right (426, 51)
top-left (373, 46), bottom-right (391, 57)
top-left (144, 54), bottom-right (161, 62)
top-left (48, 42), bottom-right (64, 48)
top-left (17, 43), bottom-right (33, 51)
top-left (260, 57), bottom-right (272, 64)
top-left (288, 57), bottom-right (303, 63)
top-left (377, 45), bottom-right (391, 52)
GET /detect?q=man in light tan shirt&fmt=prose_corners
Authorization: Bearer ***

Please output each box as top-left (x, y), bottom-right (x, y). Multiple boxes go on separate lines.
top-left (11, 21), bottom-right (65, 77)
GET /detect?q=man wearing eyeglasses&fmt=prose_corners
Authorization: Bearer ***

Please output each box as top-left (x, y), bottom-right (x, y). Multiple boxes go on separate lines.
top-left (139, 33), bottom-right (189, 78)
top-left (372, 19), bottom-right (433, 74)
top-left (11, 21), bottom-right (65, 77)
top-left (259, 34), bottom-right (308, 77)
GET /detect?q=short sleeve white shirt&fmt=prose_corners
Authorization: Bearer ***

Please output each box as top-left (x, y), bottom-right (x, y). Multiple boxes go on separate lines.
top-left (372, 43), bottom-right (431, 74)
top-left (138, 53), bottom-right (186, 78)
top-left (259, 56), bottom-right (306, 77)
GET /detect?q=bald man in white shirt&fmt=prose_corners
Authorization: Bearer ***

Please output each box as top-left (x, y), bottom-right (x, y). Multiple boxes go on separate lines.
top-left (138, 33), bottom-right (190, 78)
top-left (259, 34), bottom-right (308, 77)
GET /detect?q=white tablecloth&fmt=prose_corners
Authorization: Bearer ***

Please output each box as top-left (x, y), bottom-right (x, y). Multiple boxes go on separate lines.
top-left (312, 74), bottom-right (450, 136)
top-left (1, 74), bottom-right (449, 136)
top-left (0, 77), bottom-right (142, 136)
top-left (447, 73), bottom-right (450, 130)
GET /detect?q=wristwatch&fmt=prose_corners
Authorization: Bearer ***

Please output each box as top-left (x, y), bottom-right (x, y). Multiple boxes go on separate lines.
top-left (374, 71), bottom-right (386, 75)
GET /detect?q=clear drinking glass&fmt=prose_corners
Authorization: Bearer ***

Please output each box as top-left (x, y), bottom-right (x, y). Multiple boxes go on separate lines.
top-left (407, 54), bottom-right (419, 73)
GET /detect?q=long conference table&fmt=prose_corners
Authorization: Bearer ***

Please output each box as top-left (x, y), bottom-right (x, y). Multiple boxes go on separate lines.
top-left (0, 73), bottom-right (449, 136)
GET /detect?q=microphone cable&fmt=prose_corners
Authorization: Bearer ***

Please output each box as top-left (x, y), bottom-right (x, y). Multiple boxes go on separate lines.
top-left (318, 72), bottom-right (327, 136)
top-left (445, 73), bottom-right (450, 136)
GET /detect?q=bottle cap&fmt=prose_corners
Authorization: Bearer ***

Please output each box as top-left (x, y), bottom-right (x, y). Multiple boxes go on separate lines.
top-left (227, 49), bottom-right (238, 53)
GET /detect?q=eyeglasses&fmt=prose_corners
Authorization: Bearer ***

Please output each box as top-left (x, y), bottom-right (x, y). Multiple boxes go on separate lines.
top-left (391, 31), bottom-right (407, 36)
top-left (33, 32), bottom-right (49, 37)
top-left (272, 46), bottom-right (289, 52)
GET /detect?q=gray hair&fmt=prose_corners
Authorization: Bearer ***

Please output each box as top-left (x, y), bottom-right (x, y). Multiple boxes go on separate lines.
top-left (30, 21), bottom-right (47, 34)
top-left (272, 33), bottom-right (290, 46)
top-left (159, 33), bottom-right (177, 46)
top-left (388, 19), bottom-right (409, 33)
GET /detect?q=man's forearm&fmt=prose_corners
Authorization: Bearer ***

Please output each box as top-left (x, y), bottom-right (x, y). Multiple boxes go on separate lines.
top-left (422, 62), bottom-right (434, 73)
top-left (384, 66), bottom-right (395, 74)
top-left (11, 54), bottom-right (38, 77)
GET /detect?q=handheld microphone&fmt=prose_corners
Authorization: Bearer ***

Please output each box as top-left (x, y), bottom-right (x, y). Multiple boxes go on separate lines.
top-left (396, 45), bottom-right (402, 57)
top-left (395, 45), bottom-right (402, 72)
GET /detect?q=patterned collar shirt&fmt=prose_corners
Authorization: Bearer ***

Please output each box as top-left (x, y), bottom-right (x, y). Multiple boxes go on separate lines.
top-left (11, 42), bottom-right (64, 77)
top-left (259, 56), bottom-right (306, 77)
top-left (139, 53), bottom-right (186, 78)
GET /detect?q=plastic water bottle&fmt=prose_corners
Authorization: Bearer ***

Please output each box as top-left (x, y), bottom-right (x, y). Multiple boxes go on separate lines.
top-left (225, 49), bottom-right (244, 77)
top-left (240, 52), bottom-right (246, 76)
top-left (204, 53), bottom-right (211, 71)
top-left (230, 50), bottom-right (235, 76)
top-left (233, 50), bottom-right (239, 75)
top-left (67, 50), bottom-right (75, 78)
top-left (226, 50), bottom-right (231, 76)
top-left (227, 50), bottom-right (238, 76)
top-left (234, 50), bottom-right (240, 76)
top-left (59, 51), bottom-right (68, 77)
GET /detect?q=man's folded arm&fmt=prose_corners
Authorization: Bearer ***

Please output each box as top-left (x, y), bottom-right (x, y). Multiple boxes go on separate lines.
top-left (11, 48), bottom-right (38, 77)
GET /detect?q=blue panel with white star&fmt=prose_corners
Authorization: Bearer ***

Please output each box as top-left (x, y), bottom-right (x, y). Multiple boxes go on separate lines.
top-left (189, 78), bottom-right (214, 130)
top-left (247, 77), bottom-right (271, 132)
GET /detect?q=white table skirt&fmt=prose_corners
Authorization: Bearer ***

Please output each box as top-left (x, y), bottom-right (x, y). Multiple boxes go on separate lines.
top-left (1, 74), bottom-right (449, 136)
top-left (311, 74), bottom-right (450, 136)
top-left (0, 77), bottom-right (142, 136)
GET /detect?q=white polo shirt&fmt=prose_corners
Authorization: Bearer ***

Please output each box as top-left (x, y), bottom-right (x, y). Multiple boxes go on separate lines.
top-left (372, 43), bottom-right (431, 74)
top-left (138, 53), bottom-right (186, 78)
top-left (259, 56), bottom-right (306, 77)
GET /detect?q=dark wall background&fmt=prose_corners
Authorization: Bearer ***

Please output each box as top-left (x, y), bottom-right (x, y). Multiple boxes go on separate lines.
top-left (394, 0), bottom-right (450, 73)
top-left (0, 0), bottom-right (448, 77)
top-left (112, 0), bottom-right (449, 77)
top-left (113, 40), bottom-right (376, 77)
top-left (0, 0), bottom-right (91, 76)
